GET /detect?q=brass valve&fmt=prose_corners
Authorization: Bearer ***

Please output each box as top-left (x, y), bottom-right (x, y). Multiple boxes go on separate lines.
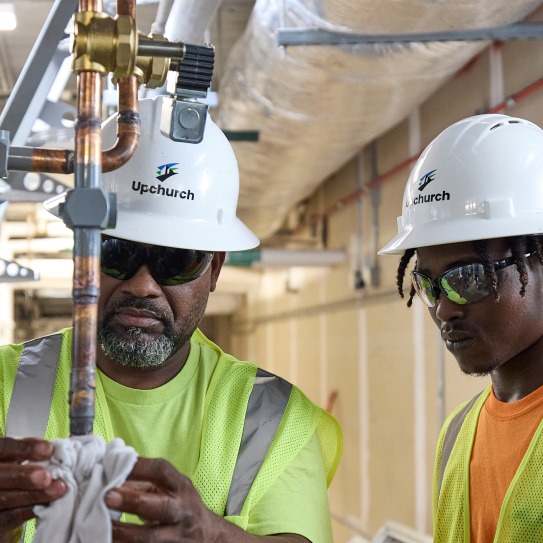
top-left (135, 34), bottom-right (170, 89)
top-left (72, 11), bottom-right (138, 77)
top-left (112, 34), bottom-right (171, 88)
top-left (72, 12), bottom-right (171, 88)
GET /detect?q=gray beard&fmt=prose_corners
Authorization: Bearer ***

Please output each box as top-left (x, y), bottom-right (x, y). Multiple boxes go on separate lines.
top-left (98, 323), bottom-right (181, 369)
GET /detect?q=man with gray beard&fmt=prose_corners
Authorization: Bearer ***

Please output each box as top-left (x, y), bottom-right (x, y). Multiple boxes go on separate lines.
top-left (0, 97), bottom-right (342, 543)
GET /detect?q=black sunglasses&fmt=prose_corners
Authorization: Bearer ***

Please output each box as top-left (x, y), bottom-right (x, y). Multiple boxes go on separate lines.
top-left (411, 253), bottom-right (534, 308)
top-left (100, 235), bottom-right (214, 286)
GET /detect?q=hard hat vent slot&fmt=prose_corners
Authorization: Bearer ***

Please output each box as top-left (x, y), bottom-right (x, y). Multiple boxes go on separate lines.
top-left (508, 120), bottom-right (521, 124)
top-left (490, 122), bottom-right (504, 131)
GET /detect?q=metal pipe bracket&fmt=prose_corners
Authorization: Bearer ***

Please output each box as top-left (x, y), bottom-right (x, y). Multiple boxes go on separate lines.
top-left (62, 187), bottom-right (117, 230)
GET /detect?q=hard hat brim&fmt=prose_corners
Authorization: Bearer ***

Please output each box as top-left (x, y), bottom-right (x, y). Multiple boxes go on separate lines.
top-left (379, 214), bottom-right (543, 255)
top-left (103, 212), bottom-right (260, 252)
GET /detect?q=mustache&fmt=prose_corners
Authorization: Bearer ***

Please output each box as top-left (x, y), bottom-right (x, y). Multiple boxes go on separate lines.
top-left (103, 297), bottom-right (172, 323)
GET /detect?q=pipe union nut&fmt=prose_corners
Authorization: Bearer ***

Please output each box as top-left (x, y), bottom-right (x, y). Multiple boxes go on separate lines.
top-left (63, 188), bottom-right (115, 229)
top-left (114, 15), bottom-right (138, 79)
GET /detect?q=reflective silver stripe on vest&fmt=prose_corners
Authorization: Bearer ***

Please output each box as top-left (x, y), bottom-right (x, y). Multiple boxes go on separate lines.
top-left (437, 391), bottom-right (483, 507)
top-left (5, 333), bottom-right (63, 439)
top-left (225, 368), bottom-right (293, 517)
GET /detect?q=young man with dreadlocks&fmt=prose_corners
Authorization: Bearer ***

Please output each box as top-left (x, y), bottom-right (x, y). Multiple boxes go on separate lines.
top-left (380, 114), bottom-right (543, 543)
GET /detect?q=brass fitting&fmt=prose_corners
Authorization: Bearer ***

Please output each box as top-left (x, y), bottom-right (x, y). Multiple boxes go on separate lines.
top-left (72, 11), bottom-right (138, 78)
top-left (112, 33), bottom-right (170, 88)
top-left (135, 34), bottom-right (171, 88)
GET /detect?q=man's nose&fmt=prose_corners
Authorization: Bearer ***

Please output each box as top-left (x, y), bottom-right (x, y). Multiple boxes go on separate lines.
top-left (434, 293), bottom-right (467, 323)
top-left (120, 265), bottom-right (162, 297)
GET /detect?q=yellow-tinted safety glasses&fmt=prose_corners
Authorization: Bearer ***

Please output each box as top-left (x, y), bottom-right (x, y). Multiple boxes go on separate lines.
top-left (411, 253), bottom-right (533, 308)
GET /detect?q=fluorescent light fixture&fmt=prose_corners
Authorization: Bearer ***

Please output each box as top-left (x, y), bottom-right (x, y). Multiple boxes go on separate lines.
top-left (0, 4), bottom-right (16, 31)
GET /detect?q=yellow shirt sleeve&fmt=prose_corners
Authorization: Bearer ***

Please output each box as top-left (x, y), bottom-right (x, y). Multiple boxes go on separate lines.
top-left (246, 432), bottom-right (333, 543)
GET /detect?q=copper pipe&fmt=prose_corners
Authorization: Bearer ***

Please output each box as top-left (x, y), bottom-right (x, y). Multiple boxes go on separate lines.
top-left (117, 0), bottom-right (136, 18)
top-left (23, 78), bottom-right (140, 174)
top-left (71, 0), bottom-right (104, 435)
top-left (70, 67), bottom-right (102, 436)
top-left (80, 0), bottom-right (101, 10)
top-left (31, 149), bottom-right (74, 174)
top-left (101, 0), bottom-right (140, 172)
top-left (9, 0), bottom-right (140, 176)
top-left (102, 76), bottom-right (140, 173)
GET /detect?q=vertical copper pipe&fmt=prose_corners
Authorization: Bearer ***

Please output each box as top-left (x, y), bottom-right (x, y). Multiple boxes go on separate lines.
top-left (80, 0), bottom-right (101, 10)
top-left (117, 0), bottom-right (136, 18)
top-left (70, 4), bottom-right (103, 434)
top-left (102, 0), bottom-right (140, 173)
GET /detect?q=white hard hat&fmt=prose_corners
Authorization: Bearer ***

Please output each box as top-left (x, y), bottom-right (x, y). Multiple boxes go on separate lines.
top-left (101, 96), bottom-right (259, 252)
top-left (379, 114), bottom-right (543, 255)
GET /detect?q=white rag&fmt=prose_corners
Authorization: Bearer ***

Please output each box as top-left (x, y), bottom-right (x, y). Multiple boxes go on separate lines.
top-left (32, 435), bottom-right (138, 543)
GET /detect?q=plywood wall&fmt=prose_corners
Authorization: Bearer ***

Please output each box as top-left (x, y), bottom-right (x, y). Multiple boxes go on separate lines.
top-left (226, 23), bottom-right (543, 541)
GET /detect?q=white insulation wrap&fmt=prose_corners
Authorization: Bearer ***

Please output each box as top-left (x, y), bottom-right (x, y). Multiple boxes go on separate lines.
top-left (217, 0), bottom-right (541, 238)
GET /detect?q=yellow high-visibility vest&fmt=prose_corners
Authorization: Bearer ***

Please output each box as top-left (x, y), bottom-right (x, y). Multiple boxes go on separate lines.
top-left (1, 328), bottom-right (342, 542)
top-left (434, 385), bottom-right (543, 542)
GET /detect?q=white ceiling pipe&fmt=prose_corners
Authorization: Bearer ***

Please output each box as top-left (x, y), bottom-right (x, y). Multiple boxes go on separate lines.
top-left (163, 0), bottom-right (223, 42)
top-left (150, 0), bottom-right (176, 35)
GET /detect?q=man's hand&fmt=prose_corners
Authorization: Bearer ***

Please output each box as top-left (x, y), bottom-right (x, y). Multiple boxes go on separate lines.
top-left (0, 437), bottom-right (66, 543)
top-left (106, 458), bottom-right (310, 543)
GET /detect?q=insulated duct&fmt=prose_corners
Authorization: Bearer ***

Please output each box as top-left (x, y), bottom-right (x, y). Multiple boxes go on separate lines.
top-left (217, 0), bottom-right (541, 238)
top-left (162, 0), bottom-right (223, 41)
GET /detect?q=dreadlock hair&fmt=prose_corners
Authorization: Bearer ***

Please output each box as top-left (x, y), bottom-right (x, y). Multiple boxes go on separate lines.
top-left (473, 239), bottom-right (500, 301)
top-left (396, 235), bottom-right (543, 307)
top-left (396, 248), bottom-right (416, 307)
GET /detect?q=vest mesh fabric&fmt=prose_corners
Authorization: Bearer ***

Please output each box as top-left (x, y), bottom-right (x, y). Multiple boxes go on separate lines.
top-left (231, 386), bottom-right (341, 529)
top-left (191, 355), bottom-right (258, 515)
top-left (433, 386), bottom-right (492, 543)
top-left (6, 328), bottom-right (341, 540)
top-left (23, 330), bottom-right (114, 543)
top-left (318, 412), bottom-right (343, 486)
top-left (0, 342), bottom-right (23, 427)
top-left (494, 402), bottom-right (543, 541)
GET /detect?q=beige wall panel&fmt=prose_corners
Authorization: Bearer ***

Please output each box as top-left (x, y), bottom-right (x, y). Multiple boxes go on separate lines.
top-left (505, 96), bottom-right (543, 129)
top-left (420, 49), bottom-right (489, 147)
top-left (376, 120), bottom-right (409, 174)
top-left (502, 29), bottom-right (543, 101)
top-left (271, 320), bottom-right (292, 381)
top-left (326, 160), bottom-right (358, 206)
top-left (331, 519), bottom-right (355, 543)
top-left (326, 309), bottom-right (362, 527)
top-left (253, 323), bottom-right (269, 370)
top-left (366, 300), bottom-right (415, 533)
top-left (376, 172), bottom-right (411, 290)
top-left (295, 315), bottom-right (323, 406)
top-left (327, 228), bottom-right (357, 302)
top-left (502, 40), bottom-right (543, 101)
top-left (298, 269), bottom-right (327, 309)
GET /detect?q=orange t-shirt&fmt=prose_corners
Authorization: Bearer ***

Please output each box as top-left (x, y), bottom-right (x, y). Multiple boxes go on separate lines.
top-left (469, 384), bottom-right (543, 543)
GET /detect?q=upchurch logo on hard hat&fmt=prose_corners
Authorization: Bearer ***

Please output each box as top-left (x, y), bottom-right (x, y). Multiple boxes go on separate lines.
top-left (418, 169), bottom-right (436, 192)
top-left (156, 163), bottom-right (179, 182)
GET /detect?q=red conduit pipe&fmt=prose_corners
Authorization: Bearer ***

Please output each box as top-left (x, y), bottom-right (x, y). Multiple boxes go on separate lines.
top-left (292, 75), bottom-right (543, 236)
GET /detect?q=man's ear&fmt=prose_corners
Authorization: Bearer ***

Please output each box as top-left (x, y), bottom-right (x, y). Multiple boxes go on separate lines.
top-left (210, 252), bottom-right (226, 293)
